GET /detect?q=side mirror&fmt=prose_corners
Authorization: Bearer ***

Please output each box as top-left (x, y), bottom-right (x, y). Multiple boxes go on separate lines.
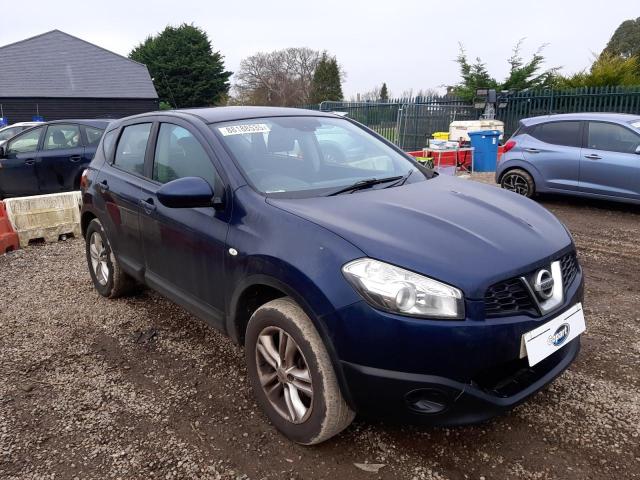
top-left (156, 177), bottom-right (216, 209)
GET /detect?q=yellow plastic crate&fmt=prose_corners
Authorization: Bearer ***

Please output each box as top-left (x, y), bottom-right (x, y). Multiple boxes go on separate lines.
top-left (432, 132), bottom-right (449, 140)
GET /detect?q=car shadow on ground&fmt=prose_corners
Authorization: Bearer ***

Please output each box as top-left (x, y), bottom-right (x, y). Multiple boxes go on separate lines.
top-left (536, 193), bottom-right (640, 214)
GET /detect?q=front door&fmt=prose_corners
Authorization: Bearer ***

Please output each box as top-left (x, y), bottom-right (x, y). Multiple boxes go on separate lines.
top-left (139, 122), bottom-right (229, 326)
top-left (0, 126), bottom-right (44, 197)
top-left (37, 123), bottom-right (84, 193)
top-left (580, 121), bottom-right (640, 201)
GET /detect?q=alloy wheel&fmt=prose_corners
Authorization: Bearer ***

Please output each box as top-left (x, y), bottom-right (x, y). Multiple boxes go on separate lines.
top-left (502, 173), bottom-right (530, 196)
top-left (255, 326), bottom-right (313, 424)
top-left (89, 232), bottom-right (109, 286)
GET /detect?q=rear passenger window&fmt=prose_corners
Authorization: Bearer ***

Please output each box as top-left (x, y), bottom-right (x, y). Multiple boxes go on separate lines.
top-left (153, 123), bottom-right (217, 187)
top-left (114, 123), bottom-right (151, 176)
top-left (587, 122), bottom-right (640, 154)
top-left (531, 121), bottom-right (581, 147)
top-left (85, 126), bottom-right (105, 147)
top-left (44, 124), bottom-right (80, 150)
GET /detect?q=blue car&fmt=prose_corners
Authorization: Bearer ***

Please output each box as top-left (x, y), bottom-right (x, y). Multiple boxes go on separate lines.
top-left (80, 107), bottom-right (585, 444)
top-left (0, 119), bottom-right (110, 199)
top-left (496, 113), bottom-right (640, 204)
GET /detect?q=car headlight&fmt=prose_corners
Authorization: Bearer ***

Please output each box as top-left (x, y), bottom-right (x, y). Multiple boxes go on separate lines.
top-left (342, 258), bottom-right (464, 319)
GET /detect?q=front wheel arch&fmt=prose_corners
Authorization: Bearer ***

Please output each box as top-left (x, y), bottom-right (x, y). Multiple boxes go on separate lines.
top-left (227, 274), bottom-right (356, 411)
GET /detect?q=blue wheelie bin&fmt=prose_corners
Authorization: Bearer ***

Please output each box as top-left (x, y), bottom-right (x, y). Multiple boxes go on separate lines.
top-left (468, 130), bottom-right (501, 172)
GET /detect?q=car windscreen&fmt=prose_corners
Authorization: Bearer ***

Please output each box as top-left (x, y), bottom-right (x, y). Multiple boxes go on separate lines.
top-left (0, 126), bottom-right (22, 142)
top-left (210, 116), bottom-right (424, 198)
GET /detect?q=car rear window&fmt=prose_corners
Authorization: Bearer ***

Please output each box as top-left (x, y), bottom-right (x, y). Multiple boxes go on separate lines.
top-left (530, 121), bottom-right (581, 147)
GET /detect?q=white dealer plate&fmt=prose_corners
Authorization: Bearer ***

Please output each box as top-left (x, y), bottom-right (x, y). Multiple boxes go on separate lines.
top-left (520, 303), bottom-right (586, 367)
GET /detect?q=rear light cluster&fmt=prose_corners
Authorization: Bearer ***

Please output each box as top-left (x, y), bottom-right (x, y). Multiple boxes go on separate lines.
top-left (79, 169), bottom-right (90, 191)
top-left (503, 140), bottom-right (516, 153)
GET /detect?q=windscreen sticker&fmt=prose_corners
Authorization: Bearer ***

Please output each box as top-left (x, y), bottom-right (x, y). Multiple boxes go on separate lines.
top-left (218, 123), bottom-right (271, 136)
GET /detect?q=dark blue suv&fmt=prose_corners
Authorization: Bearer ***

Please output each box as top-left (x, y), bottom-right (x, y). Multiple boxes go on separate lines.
top-left (80, 107), bottom-right (585, 444)
top-left (0, 119), bottom-right (110, 198)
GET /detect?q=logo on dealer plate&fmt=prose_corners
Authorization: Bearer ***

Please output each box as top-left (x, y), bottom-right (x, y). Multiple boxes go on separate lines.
top-left (549, 323), bottom-right (570, 347)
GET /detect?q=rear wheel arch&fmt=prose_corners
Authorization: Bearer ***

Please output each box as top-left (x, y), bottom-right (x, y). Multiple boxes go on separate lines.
top-left (81, 211), bottom-right (97, 238)
top-left (500, 167), bottom-right (536, 197)
top-left (497, 165), bottom-right (528, 183)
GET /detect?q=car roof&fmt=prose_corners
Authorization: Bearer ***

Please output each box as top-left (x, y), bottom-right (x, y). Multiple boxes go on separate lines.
top-left (113, 106), bottom-right (337, 125)
top-left (45, 119), bottom-right (113, 128)
top-left (521, 112), bottom-right (640, 126)
top-left (0, 121), bottom-right (42, 129)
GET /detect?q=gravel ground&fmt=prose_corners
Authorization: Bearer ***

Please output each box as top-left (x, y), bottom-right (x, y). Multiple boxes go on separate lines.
top-left (1, 175), bottom-right (639, 479)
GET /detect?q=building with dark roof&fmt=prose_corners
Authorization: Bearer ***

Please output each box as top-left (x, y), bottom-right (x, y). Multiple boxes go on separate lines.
top-left (0, 30), bottom-right (158, 123)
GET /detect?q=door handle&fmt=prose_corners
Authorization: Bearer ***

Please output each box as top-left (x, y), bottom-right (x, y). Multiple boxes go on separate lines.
top-left (70, 155), bottom-right (82, 163)
top-left (524, 148), bottom-right (540, 153)
top-left (139, 198), bottom-right (156, 214)
top-left (97, 180), bottom-right (109, 192)
top-left (24, 159), bottom-right (36, 166)
top-left (584, 154), bottom-right (601, 160)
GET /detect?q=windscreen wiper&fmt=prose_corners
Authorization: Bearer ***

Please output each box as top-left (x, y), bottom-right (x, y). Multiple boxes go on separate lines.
top-left (384, 169), bottom-right (414, 188)
top-left (327, 175), bottom-right (403, 196)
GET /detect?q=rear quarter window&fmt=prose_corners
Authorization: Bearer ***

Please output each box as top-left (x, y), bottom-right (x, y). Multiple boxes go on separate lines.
top-left (102, 130), bottom-right (117, 160)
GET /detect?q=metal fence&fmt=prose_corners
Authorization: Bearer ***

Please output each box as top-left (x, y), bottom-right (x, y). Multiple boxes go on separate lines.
top-left (308, 96), bottom-right (474, 150)
top-left (496, 86), bottom-right (640, 136)
top-left (300, 86), bottom-right (640, 149)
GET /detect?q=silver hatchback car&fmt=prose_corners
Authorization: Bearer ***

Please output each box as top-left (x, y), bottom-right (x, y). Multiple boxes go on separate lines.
top-left (496, 113), bottom-right (640, 204)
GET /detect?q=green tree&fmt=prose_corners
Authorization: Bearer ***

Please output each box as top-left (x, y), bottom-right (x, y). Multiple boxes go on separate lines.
top-left (380, 82), bottom-right (389, 101)
top-left (309, 53), bottom-right (343, 103)
top-left (451, 41), bottom-right (558, 100)
top-left (130, 24), bottom-right (231, 108)
top-left (557, 53), bottom-right (640, 88)
top-left (603, 17), bottom-right (640, 60)
top-left (451, 44), bottom-right (498, 100)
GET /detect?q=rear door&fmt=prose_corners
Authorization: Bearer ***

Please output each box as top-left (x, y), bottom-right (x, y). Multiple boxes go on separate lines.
top-left (522, 121), bottom-right (583, 192)
top-left (138, 120), bottom-right (230, 327)
top-left (579, 121), bottom-right (640, 200)
top-left (36, 123), bottom-right (83, 193)
top-left (0, 126), bottom-right (44, 197)
top-left (94, 122), bottom-right (153, 278)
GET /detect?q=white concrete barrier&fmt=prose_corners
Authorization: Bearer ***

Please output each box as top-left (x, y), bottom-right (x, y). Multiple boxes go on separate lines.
top-left (4, 191), bottom-right (82, 247)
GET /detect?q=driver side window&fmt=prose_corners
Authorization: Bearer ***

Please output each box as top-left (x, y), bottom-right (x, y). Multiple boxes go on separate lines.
top-left (153, 123), bottom-right (217, 187)
top-left (7, 127), bottom-right (44, 155)
top-left (587, 122), bottom-right (640, 154)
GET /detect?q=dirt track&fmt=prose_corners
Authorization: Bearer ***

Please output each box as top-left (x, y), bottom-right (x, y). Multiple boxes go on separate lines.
top-left (1, 179), bottom-right (639, 479)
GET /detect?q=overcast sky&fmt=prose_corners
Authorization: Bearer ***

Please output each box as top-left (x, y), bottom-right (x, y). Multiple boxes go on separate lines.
top-left (1, 0), bottom-right (637, 98)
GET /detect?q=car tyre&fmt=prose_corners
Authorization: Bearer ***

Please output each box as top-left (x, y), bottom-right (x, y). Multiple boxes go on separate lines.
top-left (246, 297), bottom-right (355, 445)
top-left (85, 218), bottom-right (136, 298)
top-left (501, 168), bottom-right (535, 198)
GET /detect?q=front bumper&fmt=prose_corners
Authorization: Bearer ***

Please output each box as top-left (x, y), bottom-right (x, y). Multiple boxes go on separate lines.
top-left (324, 269), bottom-right (584, 424)
top-left (341, 337), bottom-right (579, 425)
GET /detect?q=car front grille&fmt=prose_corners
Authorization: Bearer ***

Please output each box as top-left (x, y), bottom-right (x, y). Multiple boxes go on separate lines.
top-left (560, 253), bottom-right (579, 291)
top-left (484, 252), bottom-right (580, 319)
top-left (484, 278), bottom-right (538, 318)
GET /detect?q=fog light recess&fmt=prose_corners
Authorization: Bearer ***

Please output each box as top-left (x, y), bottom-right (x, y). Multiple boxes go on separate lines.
top-left (405, 388), bottom-right (450, 414)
